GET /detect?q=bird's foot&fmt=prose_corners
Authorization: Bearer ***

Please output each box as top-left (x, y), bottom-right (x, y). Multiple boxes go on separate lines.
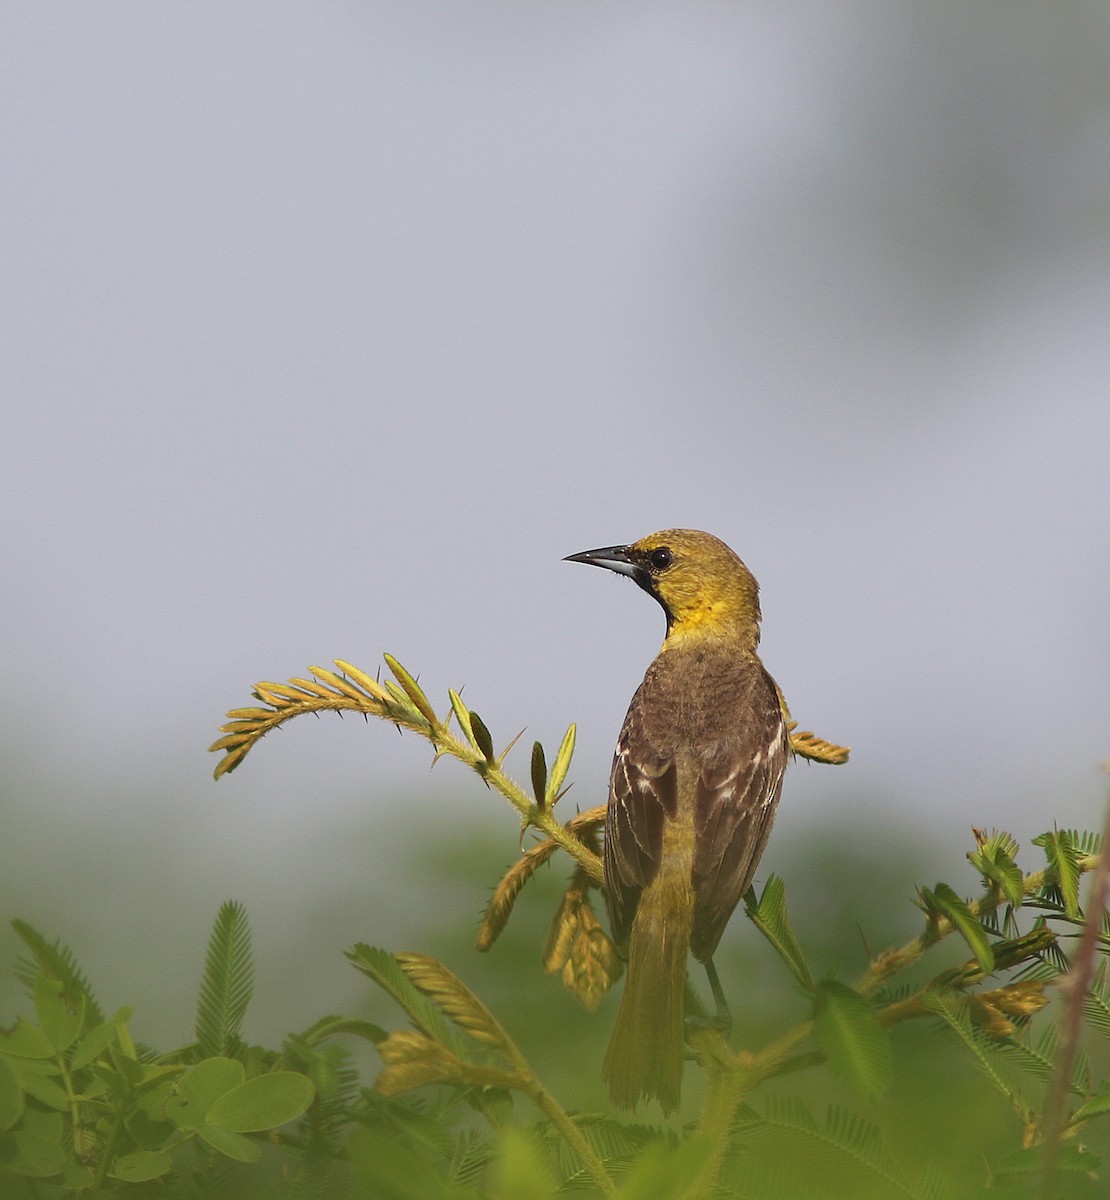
top-left (685, 1010), bottom-right (732, 1036)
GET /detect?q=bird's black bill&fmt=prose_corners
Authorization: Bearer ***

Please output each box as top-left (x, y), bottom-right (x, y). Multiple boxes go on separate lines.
top-left (563, 544), bottom-right (640, 580)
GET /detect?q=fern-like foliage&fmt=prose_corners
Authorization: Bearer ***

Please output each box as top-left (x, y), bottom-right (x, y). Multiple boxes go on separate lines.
top-left (11, 918), bottom-right (105, 1026)
top-left (724, 1098), bottom-right (938, 1200)
top-left (283, 1033), bottom-right (362, 1199)
top-left (194, 899), bottom-right (254, 1059)
top-left (922, 990), bottom-right (1038, 1122)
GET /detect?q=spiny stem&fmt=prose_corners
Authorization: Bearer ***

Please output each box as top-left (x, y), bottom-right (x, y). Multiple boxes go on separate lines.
top-left (521, 1076), bottom-right (618, 1199)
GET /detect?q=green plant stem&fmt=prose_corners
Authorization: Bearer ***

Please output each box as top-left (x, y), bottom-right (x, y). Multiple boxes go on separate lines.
top-left (53, 1051), bottom-right (85, 1165)
top-left (679, 1021), bottom-right (815, 1200)
top-left (88, 1110), bottom-right (125, 1194)
top-left (519, 1076), bottom-right (617, 1198)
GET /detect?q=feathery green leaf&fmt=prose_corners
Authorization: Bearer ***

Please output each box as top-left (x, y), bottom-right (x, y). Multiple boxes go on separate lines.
top-left (11, 920), bottom-right (104, 1028)
top-left (195, 901), bottom-right (254, 1059)
top-left (729, 1097), bottom-right (926, 1200)
top-left (1083, 962), bottom-right (1110, 1039)
top-left (968, 833), bottom-right (1024, 907)
top-left (921, 991), bottom-right (1034, 1116)
top-left (1032, 830), bottom-right (1082, 917)
top-left (812, 980), bottom-right (892, 1100)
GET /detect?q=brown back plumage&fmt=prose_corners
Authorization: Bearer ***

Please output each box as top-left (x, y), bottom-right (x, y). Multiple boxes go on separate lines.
top-left (605, 646), bottom-right (788, 964)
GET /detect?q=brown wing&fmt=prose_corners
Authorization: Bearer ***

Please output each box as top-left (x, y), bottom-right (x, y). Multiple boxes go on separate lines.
top-left (690, 672), bottom-right (788, 962)
top-left (603, 702), bottom-right (677, 949)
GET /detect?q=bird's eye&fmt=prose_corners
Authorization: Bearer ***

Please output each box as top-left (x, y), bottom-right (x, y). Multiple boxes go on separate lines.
top-left (649, 547), bottom-right (673, 571)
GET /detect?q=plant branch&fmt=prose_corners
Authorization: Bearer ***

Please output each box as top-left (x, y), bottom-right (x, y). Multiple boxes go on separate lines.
top-left (855, 855), bottom-right (1099, 998)
top-left (210, 657), bottom-right (605, 884)
top-left (1039, 781), bottom-right (1110, 1199)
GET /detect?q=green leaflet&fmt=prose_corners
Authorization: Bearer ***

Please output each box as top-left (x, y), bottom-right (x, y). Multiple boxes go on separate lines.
top-left (530, 741), bottom-right (547, 804)
top-left (812, 980), bottom-right (892, 1100)
top-left (967, 832), bottom-right (1024, 907)
top-left (547, 724), bottom-right (576, 804)
top-left (383, 654), bottom-right (439, 727)
top-left (0, 1056), bottom-right (24, 1131)
top-left (448, 689), bottom-right (477, 747)
top-left (69, 1006), bottom-right (132, 1071)
top-left (1072, 1089), bottom-right (1110, 1123)
top-left (922, 883), bottom-right (995, 973)
top-left (468, 710), bottom-right (496, 764)
top-left (1032, 830), bottom-right (1082, 917)
top-left (745, 875), bottom-right (814, 992)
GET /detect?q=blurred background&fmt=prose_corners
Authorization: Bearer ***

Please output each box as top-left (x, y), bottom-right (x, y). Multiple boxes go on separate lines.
top-left (2, 0), bottom-right (1108, 1109)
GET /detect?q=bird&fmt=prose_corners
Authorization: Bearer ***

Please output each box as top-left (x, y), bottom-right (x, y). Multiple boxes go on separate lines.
top-left (565, 529), bottom-right (790, 1113)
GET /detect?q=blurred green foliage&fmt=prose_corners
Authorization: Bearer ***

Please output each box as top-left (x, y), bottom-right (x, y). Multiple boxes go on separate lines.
top-left (2, 813), bottom-right (1109, 1198)
top-left (1, 655), bottom-right (1107, 1196)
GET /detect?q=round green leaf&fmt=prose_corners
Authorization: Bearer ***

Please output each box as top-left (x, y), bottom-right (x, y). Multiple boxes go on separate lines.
top-left (0, 1057), bottom-right (23, 1131)
top-left (109, 1149), bottom-right (174, 1182)
top-left (0, 1129), bottom-right (67, 1177)
top-left (196, 1122), bottom-right (261, 1162)
top-left (206, 1071), bottom-right (315, 1132)
top-left (125, 1106), bottom-right (176, 1150)
top-left (0, 1019), bottom-right (54, 1060)
top-left (163, 1056), bottom-right (245, 1130)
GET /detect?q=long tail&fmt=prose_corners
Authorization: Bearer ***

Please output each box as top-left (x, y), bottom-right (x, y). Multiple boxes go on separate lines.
top-left (602, 883), bottom-right (692, 1114)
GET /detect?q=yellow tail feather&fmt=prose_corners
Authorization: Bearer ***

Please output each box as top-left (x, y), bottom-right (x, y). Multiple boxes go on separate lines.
top-left (602, 883), bottom-right (692, 1114)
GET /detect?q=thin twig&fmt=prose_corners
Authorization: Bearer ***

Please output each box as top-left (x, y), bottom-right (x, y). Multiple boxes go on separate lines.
top-left (1039, 775), bottom-right (1110, 1200)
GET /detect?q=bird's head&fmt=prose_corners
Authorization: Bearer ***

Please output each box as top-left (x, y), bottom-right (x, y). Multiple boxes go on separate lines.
top-left (565, 528), bottom-right (762, 648)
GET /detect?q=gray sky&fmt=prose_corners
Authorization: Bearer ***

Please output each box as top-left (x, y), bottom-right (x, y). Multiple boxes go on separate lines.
top-left (3, 3), bottom-right (1108, 1041)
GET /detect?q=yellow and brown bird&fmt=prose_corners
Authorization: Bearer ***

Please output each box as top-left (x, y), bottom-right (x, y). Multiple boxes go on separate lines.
top-left (566, 529), bottom-right (790, 1113)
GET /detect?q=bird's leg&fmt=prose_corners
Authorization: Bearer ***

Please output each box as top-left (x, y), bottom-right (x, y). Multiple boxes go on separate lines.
top-left (684, 958), bottom-right (732, 1037)
top-left (704, 958), bottom-right (732, 1034)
